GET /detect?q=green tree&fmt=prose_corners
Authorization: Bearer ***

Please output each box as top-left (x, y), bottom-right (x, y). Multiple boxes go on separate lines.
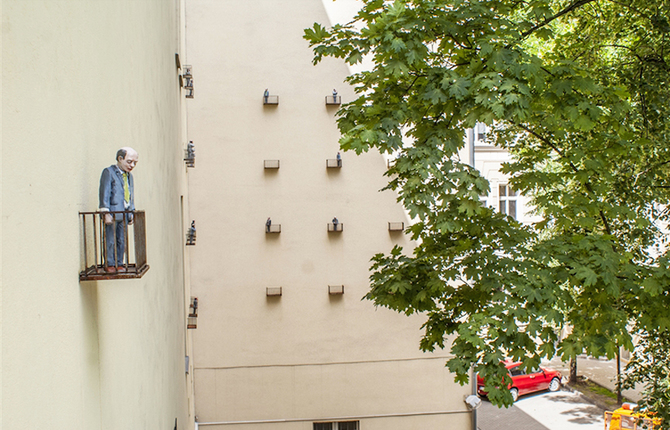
top-left (305, 0), bottom-right (670, 417)
top-left (622, 328), bottom-right (670, 425)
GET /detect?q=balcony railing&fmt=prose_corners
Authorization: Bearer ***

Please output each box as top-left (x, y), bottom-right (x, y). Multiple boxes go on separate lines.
top-left (79, 210), bottom-right (149, 281)
top-left (263, 95), bottom-right (279, 105)
top-left (388, 222), bottom-right (405, 231)
top-left (325, 95), bottom-right (342, 105)
top-left (326, 159), bottom-right (342, 168)
top-left (187, 296), bottom-right (198, 329)
top-left (327, 223), bottom-right (343, 232)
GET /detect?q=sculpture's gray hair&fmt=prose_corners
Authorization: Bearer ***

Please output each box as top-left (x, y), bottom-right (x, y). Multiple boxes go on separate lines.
top-left (116, 147), bottom-right (137, 161)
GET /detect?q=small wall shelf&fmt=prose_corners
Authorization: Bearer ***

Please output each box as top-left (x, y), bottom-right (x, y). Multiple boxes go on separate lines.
top-left (326, 159), bottom-right (342, 168)
top-left (388, 222), bottom-right (405, 231)
top-left (327, 223), bottom-right (343, 232)
top-left (328, 285), bottom-right (344, 295)
top-left (266, 224), bottom-right (281, 233)
top-left (263, 95), bottom-right (279, 105)
top-left (325, 95), bottom-right (341, 105)
top-left (264, 160), bottom-right (280, 169)
top-left (266, 286), bottom-right (283, 296)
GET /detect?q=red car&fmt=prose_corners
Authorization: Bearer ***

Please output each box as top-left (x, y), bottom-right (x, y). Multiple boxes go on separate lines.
top-left (477, 360), bottom-right (562, 402)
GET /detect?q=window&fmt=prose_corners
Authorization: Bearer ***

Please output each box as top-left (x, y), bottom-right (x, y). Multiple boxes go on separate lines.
top-left (499, 184), bottom-right (517, 219)
top-left (509, 366), bottom-right (525, 377)
top-left (475, 122), bottom-right (488, 143)
top-left (314, 421), bottom-right (359, 430)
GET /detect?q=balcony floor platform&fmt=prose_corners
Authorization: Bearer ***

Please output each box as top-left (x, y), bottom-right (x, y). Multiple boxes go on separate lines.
top-left (79, 264), bottom-right (150, 281)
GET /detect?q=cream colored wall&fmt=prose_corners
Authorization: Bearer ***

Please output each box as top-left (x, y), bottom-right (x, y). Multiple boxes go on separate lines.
top-left (186, 0), bottom-right (471, 427)
top-left (3, 1), bottom-right (194, 429)
top-left (198, 415), bottom-right (471, 430)
top-left (194, 358), bottom-right (473, 427)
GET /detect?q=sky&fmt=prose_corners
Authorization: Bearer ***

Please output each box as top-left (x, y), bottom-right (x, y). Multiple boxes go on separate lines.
top-left (321, 0), bottom-right (363, 26)
top-left (319, 0), bottom-right (374, 75)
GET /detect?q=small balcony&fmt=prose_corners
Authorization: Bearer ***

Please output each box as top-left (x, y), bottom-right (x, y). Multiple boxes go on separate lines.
top-left (327, 223), bottom-right (343, 232)
top-left (328, 285), bottom-right (344, 295)
top-left (325, 95), bottom-right (341, 105)
top-left (264, 159), bottom-right (280, 169)
top-left (326, 159), bottom-right (342, 168)
top-left (187, 296), bottom-right (198, 329)
top-left (79, 210), bottom-right (150, 281)
top-left (388, 222), bottom-right (405, 231)
top-left (266, 286), bottom-right (282, 296)
top-left (184, 141), bottom-right (196, 168)
top-left (263, 95), bottom-right (279, 105)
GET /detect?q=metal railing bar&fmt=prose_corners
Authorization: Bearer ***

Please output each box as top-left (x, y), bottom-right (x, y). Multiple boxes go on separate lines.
top-left (82, 215), bottom-right (88, 270)
top-left (123, 216), bottom-right (129, 270)
top-left (96, 213), bottom-right (102, 273)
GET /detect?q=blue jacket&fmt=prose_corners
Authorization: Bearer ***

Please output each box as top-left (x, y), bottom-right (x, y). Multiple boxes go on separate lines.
top-left (99, 165), bottom-right (134, 221)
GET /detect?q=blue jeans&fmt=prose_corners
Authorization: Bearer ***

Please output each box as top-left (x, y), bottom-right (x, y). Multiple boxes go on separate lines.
top-left (105, 221), bottom-right (127, 267)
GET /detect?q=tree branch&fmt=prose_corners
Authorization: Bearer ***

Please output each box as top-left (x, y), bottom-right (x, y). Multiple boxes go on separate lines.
top-left (512, 121), bottom-right (614, 236)
top-left (520, 0), bottom-right (599, 39)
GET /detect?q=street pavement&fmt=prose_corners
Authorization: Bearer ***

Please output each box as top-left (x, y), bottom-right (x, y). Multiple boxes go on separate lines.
top-left (478, 389), bottom-right (604, 430)
top-left (477, 398), bottom-right (550, 430)
top-left (545, 356), bottom-right (642, 402)
top-left (478, 355), bottom-right (642, 429)
top-left (515, 390), bottom-right (604, 429)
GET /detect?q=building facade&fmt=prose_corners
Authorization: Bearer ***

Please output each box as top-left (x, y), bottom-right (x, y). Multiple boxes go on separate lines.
top-left (3, 1), bottom-right (196, 429)
top-left (1, 1), bottom-right (522, 429)
top-left (185, 1), bottom-right (472, 429)
top-left (464, 124), bottom-right (538, 225)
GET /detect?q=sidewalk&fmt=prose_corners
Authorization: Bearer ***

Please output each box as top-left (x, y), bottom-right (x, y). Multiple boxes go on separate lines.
top-left (477, 398), bottom-right (549, 430)
top-left (544, 356), bottom-right (642, 403)
top-left (477, 389), bottom-right (605, 430)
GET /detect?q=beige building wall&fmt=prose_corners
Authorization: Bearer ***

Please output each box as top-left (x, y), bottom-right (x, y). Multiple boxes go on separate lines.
top-left (186, 1), bottom-right (471, 428)
top-left (3, 1), bottom-right (195, 429)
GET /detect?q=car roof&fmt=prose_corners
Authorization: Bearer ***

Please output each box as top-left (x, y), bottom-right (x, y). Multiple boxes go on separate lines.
top-left (502, 360), bottom-right (522, 368)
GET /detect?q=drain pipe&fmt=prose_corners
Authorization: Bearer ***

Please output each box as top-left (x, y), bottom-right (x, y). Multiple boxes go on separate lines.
top-left (472, 368), bottom-right (478, 430)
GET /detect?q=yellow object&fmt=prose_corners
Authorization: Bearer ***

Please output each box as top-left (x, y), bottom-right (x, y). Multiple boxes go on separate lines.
top-left (123, 173), bottom-right (130, 203)
top-left (605, 403), bottom-right (662, 430)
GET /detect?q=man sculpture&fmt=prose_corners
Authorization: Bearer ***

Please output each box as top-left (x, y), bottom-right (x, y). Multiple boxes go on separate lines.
top-left (99, 147), bottom-right (139, 273)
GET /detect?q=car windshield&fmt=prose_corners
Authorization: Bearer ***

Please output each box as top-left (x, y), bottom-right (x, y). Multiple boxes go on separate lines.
top-left (509, 366), bottom-right (525, 376)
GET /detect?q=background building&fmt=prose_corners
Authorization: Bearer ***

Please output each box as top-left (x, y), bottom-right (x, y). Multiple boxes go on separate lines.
top-left (3, 1), bottom-right (196, 429)
top-left (185, 1), bottom-right (472, 429)
top-left (464, 124), bottom-right (538, 224)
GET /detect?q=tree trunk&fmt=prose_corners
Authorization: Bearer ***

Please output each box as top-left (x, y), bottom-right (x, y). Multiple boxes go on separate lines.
top-left (616, 351), bottom-right (622, 404)
top-left (569, 357), bottom-right (578, 383)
